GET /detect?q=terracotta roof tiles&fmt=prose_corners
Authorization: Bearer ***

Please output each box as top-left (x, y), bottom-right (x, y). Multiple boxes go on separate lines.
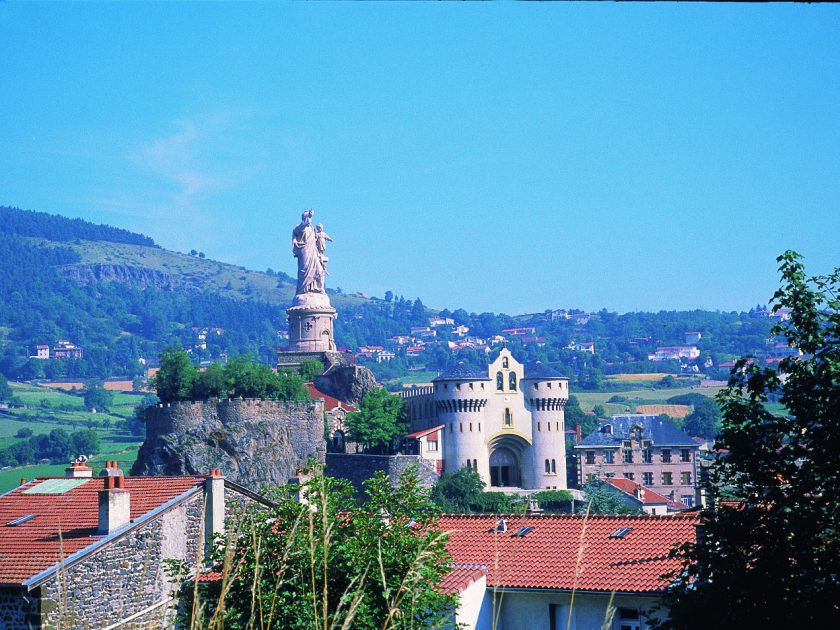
top-left (438, 513), bottom-right (697, 593)
top-left (0, 476), bottom-right (205, 584)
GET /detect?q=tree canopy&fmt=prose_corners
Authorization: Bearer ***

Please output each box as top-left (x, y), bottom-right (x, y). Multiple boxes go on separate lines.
top-left (345, 387), bottom-right (408, 454)
top-left (153, 348), bottom-right (308, 403)
top-left (658, 251), bottom-right (840, 627)
top-left (578, 480), bottom-right (643, 515)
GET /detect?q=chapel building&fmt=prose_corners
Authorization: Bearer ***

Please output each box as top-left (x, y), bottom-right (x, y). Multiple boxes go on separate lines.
top-left (400, 348), bottom-right (569, 490)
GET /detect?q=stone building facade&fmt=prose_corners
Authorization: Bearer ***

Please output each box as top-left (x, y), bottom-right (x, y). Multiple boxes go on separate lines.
top-left (574, 414), bottom-right (702, 506)
top-left (400, 348), bottom-right (569, 490)
top-left (0, 464), bottom-right (267, 629)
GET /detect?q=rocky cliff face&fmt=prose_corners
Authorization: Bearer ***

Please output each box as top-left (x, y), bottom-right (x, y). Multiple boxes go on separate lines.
top-left (314, 365), bottom-right (379, 406)
top-left (131, 399), bottom-right (326, 489)
top-left (62, 264), bottom-right (177, 290)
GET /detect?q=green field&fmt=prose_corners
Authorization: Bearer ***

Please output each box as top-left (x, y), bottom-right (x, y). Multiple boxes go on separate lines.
top-left (574, 384), bottom-right (724, 416)
top-left (386, 371), bottom-right (437, 388)
top-left (0, 382), bottom-right (145, 493)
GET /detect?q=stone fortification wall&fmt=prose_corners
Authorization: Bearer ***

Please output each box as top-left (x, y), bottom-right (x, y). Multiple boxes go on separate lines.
top-left (325, 453), bottom-right (439, 499)
top-left (132, 399), bottom-right (326, 490)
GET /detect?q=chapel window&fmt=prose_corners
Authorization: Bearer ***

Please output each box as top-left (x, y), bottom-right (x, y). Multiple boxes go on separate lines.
top-left (496, 371), bottom-right (503, 391)
top-left (509, 372), bottom-right (517, 391)
top-left (503, 408), bottom-right (512, 427)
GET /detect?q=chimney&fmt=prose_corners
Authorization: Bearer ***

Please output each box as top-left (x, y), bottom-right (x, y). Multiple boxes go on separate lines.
top-left (98, 469), bottom-right (130, 534)
top-left (635, 487), bottom-right (646, 502)
top-left (66, 461), bottom-right (93, 478)
top-left (204, 469), bottom-right (225, 555)
top-left (575, 424), bottom-right (582, 443)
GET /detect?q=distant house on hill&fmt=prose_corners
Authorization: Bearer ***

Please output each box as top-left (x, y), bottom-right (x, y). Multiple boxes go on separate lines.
top-left (51, 340), bottom-right (83, 360)
top-left (568, 340), bottom-right (595, 354)
top-left (648, 345), bottom-right (699, 362)
top-left (0, 464), bottom-right (266, 629)
top-left (683, 331), bottom-right (702, 345)
top-left (501, 327), bottom-right (536, 336)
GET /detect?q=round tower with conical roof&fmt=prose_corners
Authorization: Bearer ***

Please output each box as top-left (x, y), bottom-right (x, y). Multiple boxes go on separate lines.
top-left (522, 361), bottom-right (569, 489)
top-left (432, 362), bottom-right (490, 480)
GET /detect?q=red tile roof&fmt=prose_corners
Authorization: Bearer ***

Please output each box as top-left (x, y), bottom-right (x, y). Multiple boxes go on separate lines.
top-left (0, 476), bottom-right (205, 585)
top-left (604, 478), bottom-right (688, 511)
top-left (406, 425), bottom-right (444, 439)
top-left (438, 513), bottom-right (697, 593)
top-left (305, 384), bottom-right (357, 412)
top-left (439, 564), bottom-right (487, 594)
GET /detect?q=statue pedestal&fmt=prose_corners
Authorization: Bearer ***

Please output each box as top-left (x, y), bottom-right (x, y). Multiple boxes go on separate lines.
top-left (286, 303), bottom-right (337, 353)
top-left (278, 291), bottom-right (338, 372)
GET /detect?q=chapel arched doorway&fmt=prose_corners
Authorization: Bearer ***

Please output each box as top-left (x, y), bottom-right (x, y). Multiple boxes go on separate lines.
top-left (489, 447), bottom-right (520, 487)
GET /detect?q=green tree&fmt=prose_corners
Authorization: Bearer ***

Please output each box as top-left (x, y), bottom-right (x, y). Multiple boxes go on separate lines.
top-left (658, 252), bottom-right (840, 628)
top-left (682, 397), bottom-right (721, 439)
top-left (299, 359), bottom-right (325, 381)
top-left (191, 362), bottom-right (227, 399)
top-left (15, 427), bottom-right (33, 439)
top-left (190, 469), bottom-right (456, 629)
top-left (430, 466), bottom-right (485, 512)
top-left (83, 382), bottom-right (115, 411)
top-left (592, 403), bottom-right (607, 418)
top-left (565, 395), bottom-right (598, 438)
top-left (0, 373), bottom-right (12, 401)
top-left (346, 388), bottom-right (408, 454)
top-left (153, 347), bottom-right (197, 403)
top-left (577, 480), bottom-right (643, 515)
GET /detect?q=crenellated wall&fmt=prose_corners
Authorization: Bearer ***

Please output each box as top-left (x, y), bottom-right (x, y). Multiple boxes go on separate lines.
top-left (132, 399), bottom-right (326, 490)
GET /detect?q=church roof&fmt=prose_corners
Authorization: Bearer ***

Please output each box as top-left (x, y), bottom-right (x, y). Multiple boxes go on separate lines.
top-left (433, 362), bottom-right (489, 382)
top-left (576, 415), bottom-right (697, 448)
top-left (523, 361), bottom-right (566, 380)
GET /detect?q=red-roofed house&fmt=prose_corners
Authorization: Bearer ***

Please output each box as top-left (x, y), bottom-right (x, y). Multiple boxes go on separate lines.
top-left (0, 464), bottom-right (266, 628)
top-left (438, 512), bottom-right (698, 629)
top-left (306, 383), bottom-right (358, 453)
top-left (602, 477), bottom-right (690, 515)
top-left (402, 425), bottom-right (444, 473)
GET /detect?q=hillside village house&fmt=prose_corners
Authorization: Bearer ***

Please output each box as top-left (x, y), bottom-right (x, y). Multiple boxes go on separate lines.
top-left (0, 463), bottom-right (262, 629)
top-left (440, 512), bottom-right (699, 629)
top-left (648, 346), bottom-right (700, 362)
top-left (575, 415), bottom-right (702, 507)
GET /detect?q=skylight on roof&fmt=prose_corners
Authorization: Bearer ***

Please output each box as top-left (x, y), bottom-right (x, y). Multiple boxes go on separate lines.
top-left (7, 514), bottom-right (35, 526)
top-left (510, 526), bottom-right (534, 538)
top-left (609, 527), bottom-right (633, 539)
top-left (22, 478), bottom-right (90, 495)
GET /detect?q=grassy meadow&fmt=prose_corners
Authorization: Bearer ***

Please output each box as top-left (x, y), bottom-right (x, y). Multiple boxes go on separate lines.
top-left (0, 381), bottom-right (145, 492)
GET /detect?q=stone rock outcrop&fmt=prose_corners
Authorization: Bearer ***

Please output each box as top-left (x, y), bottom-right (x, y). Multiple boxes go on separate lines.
top-left (132, 399), bottom-right (326, 490)
top-left (62, 264), bottom-right (176, 290)
top-left (314, 365), bottom-right (379, 406)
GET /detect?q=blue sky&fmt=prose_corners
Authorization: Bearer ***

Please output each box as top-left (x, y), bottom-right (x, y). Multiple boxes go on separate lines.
top-left (2, 3), bottom-right (839, 315)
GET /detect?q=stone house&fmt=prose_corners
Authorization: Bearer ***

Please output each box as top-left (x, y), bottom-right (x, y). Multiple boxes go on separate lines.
top-left (401, 424), bottom-right (444, 473)
top-left (306, 382), bottom-right (359, 453)
top-left (575, 415), bottom-right (701, 507)
top-left (0, 461), bottom-right (264, 628)
top-left (439, 512), bottom-right (698, 629)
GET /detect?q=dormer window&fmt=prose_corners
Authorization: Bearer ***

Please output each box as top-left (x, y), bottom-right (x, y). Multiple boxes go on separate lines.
top-left (602, 425), bottom-right (613, 434)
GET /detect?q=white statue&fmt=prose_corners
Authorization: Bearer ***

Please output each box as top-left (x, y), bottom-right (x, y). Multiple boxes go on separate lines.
top-left (292, 210), bottom-right (323, 294)
top-left (314, 223), bottom-right (333, 277)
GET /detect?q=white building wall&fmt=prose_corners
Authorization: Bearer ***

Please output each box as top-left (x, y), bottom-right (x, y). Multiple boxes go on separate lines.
top-left (524, 377), bottom-right (569, 490)
top-left (491, 590), bottom-right (665, 630)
